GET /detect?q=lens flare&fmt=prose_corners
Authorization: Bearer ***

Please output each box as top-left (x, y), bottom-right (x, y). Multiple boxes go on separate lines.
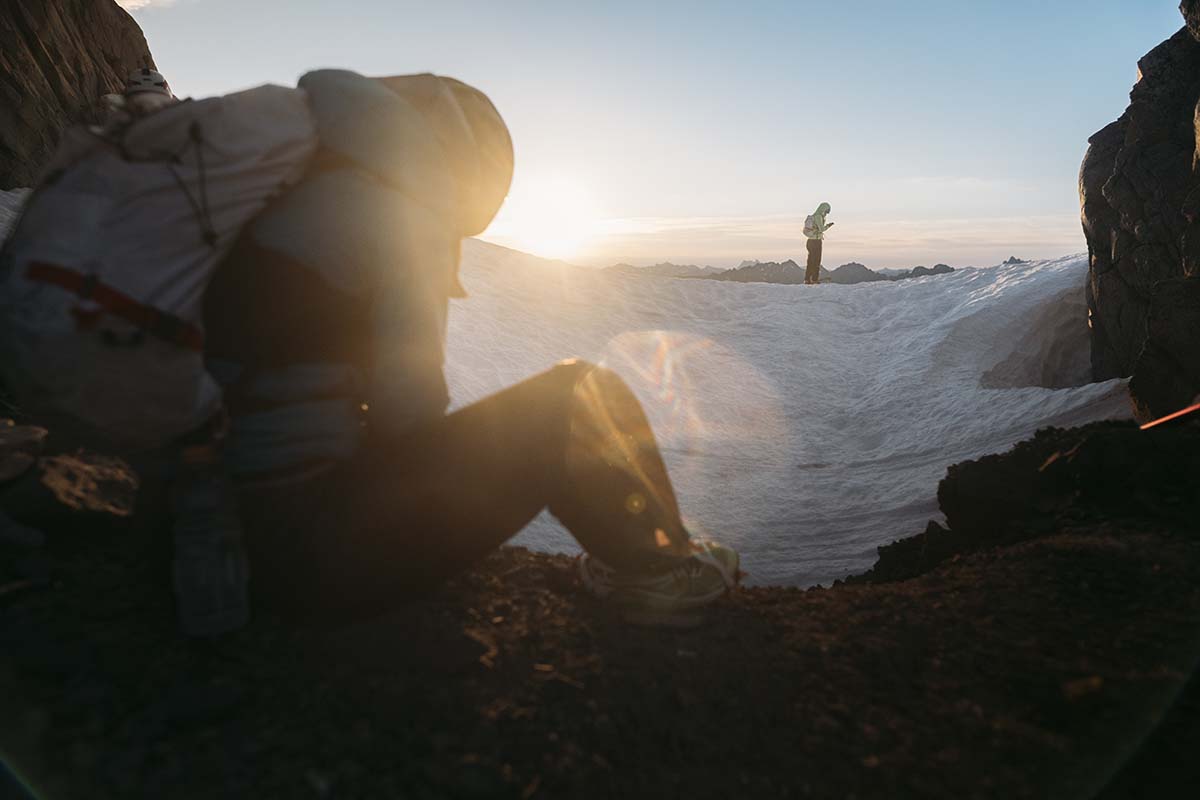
top-left (481, 173), bottom-right (600, 260)
top-left (597, 329), bottom-right (790, 544)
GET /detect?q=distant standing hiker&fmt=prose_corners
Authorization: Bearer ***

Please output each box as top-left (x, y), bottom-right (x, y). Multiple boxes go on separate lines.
top-left (802, 202), bottom-right (833, 285)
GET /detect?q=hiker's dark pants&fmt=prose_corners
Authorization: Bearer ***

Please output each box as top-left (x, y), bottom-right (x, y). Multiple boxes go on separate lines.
top-left (239, 360), bottom-right (692, 621)
top-left (805, 239), bottom-right (822, 284)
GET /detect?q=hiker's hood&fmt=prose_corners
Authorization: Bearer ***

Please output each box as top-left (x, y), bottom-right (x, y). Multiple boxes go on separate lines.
top-left (377, 73), bottom-right (514, 237)
top-left (815, 202), bottom-right (831, 217)
top-left (298, 69), bottom-right (513, 238)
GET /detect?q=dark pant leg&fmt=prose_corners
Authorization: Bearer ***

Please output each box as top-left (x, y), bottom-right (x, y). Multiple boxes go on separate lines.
top-left (240, 360), bottom-right (692, 621)
top-left (805, 239), bottom-right (822, 284)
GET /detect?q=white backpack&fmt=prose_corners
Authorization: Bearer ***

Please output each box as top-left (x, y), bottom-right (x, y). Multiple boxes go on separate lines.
top-left (0, 85), bottom-right (317, 450)
top-left (803, 214), bottom-right (818, 239)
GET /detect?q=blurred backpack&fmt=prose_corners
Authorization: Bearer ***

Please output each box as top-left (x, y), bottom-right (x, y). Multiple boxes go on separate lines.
top-left (0, 85), bottom-right (317, 449)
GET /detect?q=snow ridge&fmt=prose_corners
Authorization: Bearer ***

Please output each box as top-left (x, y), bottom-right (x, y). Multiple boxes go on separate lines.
top-left (450, 239), bottom-right (1129, 585)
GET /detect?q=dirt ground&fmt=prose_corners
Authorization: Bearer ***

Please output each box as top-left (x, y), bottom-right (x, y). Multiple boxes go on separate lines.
top-left (2, 421), bottom-right (1199, 799)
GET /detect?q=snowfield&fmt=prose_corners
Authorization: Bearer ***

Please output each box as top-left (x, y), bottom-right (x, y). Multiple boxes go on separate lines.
top-left (450, 239), bottom-right (1129, 585)
top-left (0, 188), bottom-right (1129, 585)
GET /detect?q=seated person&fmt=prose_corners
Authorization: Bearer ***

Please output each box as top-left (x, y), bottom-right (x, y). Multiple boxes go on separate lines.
top-left (203, 70), bottom-right (739, 622)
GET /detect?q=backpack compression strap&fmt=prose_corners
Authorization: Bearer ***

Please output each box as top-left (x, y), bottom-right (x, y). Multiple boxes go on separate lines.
top-left (26, 262), bottom-right (205, 351)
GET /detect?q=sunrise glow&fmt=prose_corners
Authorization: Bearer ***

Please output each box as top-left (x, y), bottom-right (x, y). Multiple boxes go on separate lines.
top-left (481, 173), bottom-right (601, 261)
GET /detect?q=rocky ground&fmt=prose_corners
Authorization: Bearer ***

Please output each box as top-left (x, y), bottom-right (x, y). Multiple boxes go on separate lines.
top-left (1, 417), bottom-right (1199, 799)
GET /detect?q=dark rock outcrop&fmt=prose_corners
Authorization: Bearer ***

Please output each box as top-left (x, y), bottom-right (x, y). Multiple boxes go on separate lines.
top-left (0, 0), bottom-right (155, 188)
top-left (1079, 6), bottom-right (1200, 421)
top-left (852, 416), bottom-right (1200, 585)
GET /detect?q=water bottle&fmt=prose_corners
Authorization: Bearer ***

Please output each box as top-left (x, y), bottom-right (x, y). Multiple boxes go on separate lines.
top-left (171, 449), bottom-right (250, 636)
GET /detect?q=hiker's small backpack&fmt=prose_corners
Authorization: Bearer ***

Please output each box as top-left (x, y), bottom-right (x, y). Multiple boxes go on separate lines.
top-left (0, 85), bottom-right (317, 449)
top-left (803, 214), bottom-right (818, 239)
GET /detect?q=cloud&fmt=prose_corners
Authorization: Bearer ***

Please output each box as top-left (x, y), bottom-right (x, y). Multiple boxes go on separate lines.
top-left (117, 1), bottom-right (178, 10)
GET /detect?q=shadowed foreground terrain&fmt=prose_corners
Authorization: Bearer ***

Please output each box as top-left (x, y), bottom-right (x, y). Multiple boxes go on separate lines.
top-left (1, 420), bottom-right (1198, 799)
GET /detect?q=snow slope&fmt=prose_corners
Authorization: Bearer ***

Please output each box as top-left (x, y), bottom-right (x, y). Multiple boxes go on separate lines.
top-left (449, 239), bottom-right (1129, 585)
top-left (0, 188), bottom-right (1129, 585)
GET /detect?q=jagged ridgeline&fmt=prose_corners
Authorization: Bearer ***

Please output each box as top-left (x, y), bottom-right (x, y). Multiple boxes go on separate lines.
top-left (605, 258), bottom-right (956, 284)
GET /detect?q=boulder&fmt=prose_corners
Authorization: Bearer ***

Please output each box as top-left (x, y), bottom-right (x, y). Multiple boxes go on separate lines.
top-left (851, 417), bottom-right (1200, 584)
top-left (1079, 10), bottom-right (1200, 421)
top-left (0, 0), bottom-right (156, 188)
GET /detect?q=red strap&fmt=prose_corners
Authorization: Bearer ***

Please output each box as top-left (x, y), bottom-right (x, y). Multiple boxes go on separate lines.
top-left (26, 262), bottom-right (204, 352)
top-left (1140, 401), bottom-right (1200, 430)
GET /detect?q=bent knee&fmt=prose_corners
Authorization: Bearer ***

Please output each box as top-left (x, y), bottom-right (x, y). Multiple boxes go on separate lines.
top-left (550, 358), bottom-right (630, 390)
top-left (549, 358), bottom-right (599, 384)
top-left (544, 359), bottom-right (637, 404)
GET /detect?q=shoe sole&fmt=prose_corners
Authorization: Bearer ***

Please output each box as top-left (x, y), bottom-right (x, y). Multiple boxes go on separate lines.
top-left (579, 545), bottom-right (740, 612)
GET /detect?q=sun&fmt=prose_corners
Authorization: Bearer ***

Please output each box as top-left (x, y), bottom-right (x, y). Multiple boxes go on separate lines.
top-left (481, 173), bottom-right (600, 261)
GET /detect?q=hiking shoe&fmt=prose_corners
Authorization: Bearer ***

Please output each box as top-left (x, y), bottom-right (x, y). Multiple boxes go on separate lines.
top-left (578, 539), bottom-right (740, 611)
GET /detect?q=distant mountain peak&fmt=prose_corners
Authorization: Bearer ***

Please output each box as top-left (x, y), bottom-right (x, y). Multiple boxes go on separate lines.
top-left (605, 261), bottom-right (723, 278)
top-left (829, 262), bottom-right (888, 284)
top-left (708, 259), bottom-right (812, 284)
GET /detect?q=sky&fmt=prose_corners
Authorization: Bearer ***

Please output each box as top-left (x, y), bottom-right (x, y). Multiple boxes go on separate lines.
top-left (121, 0), bottom-right (1183, 268)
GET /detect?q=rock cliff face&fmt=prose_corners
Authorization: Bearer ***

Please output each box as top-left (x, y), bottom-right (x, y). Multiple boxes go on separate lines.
top-left (0, 0), bottom-right (155, 188)
top-left (1080, 4), bottom-right (1200, 421)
